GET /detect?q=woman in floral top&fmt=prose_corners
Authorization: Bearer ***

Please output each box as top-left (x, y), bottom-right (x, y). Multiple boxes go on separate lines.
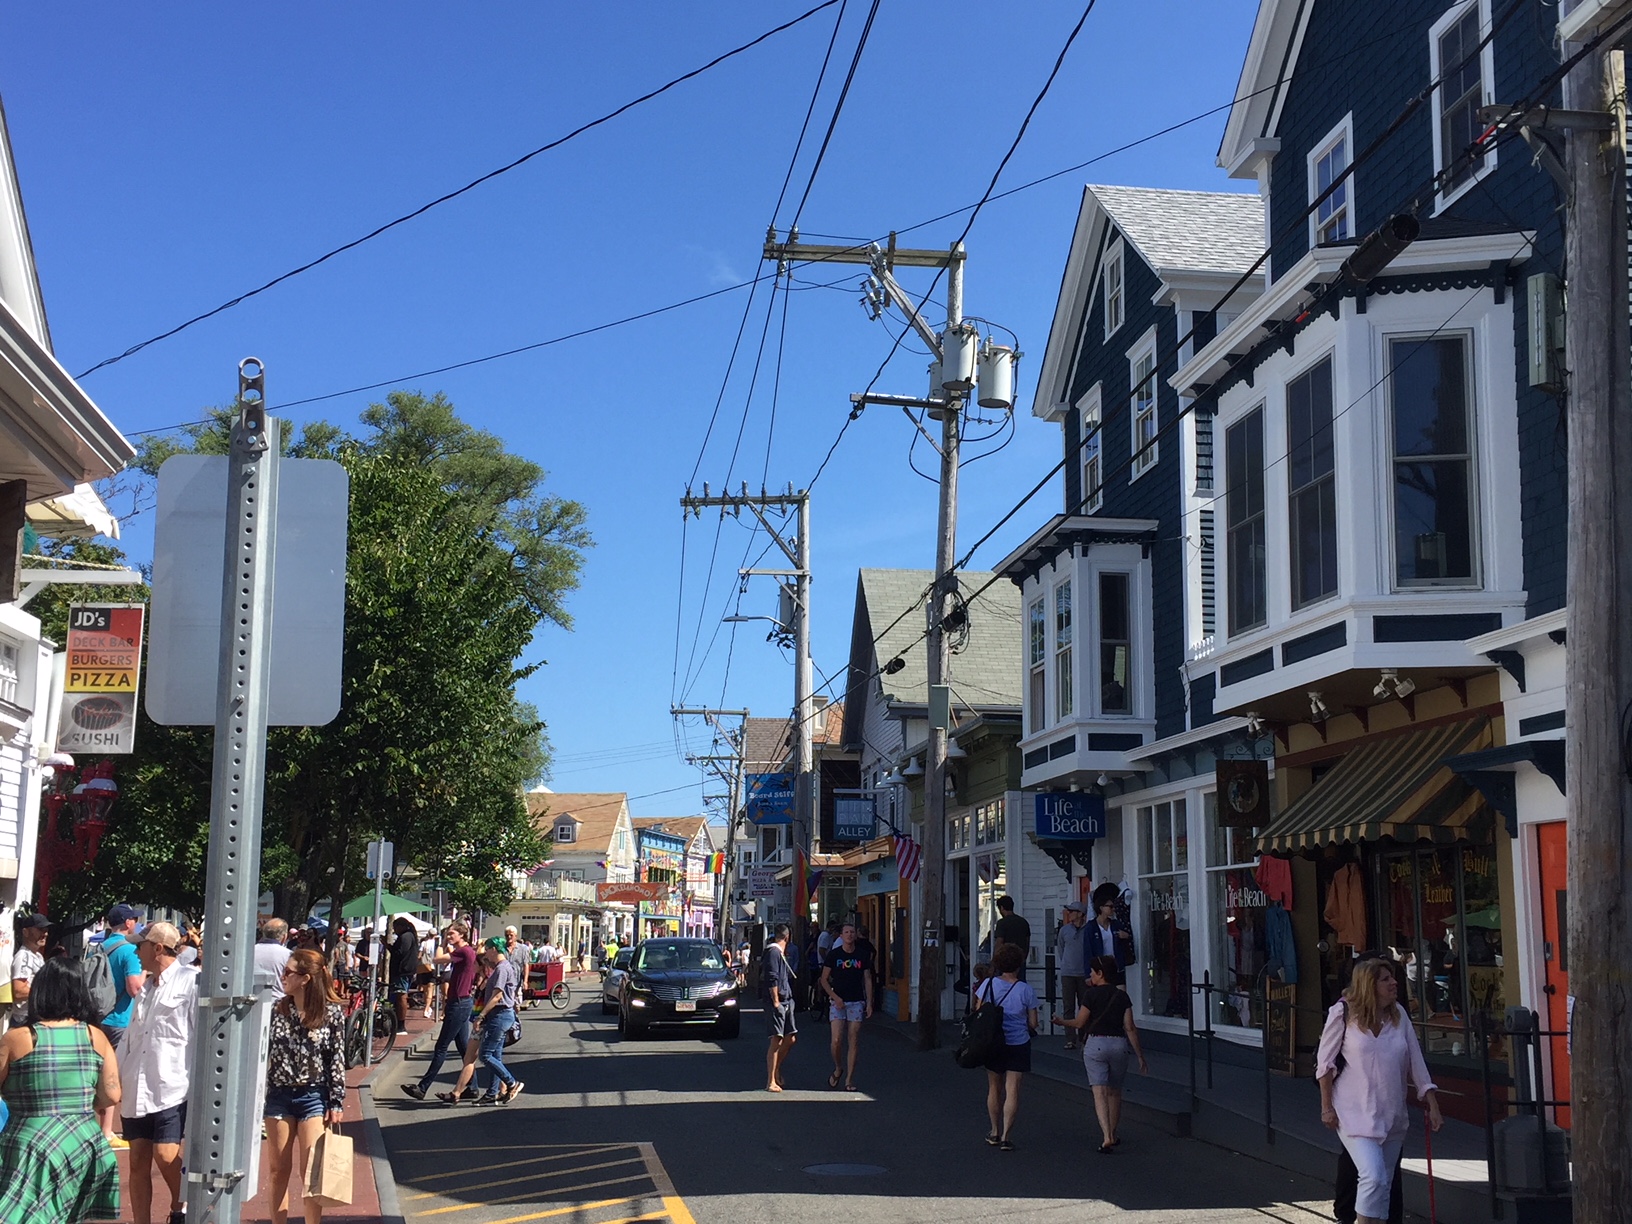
top-left (264, 949), bottom-right (347, 1224)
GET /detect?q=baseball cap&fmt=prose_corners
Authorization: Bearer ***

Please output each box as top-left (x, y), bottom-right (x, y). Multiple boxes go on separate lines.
top-left (1062, 901), bottom-right (1085, 913)
top-left (19, 914), bottom-right (50, 931)
top-left (106, 903), bottom-right (141, 926)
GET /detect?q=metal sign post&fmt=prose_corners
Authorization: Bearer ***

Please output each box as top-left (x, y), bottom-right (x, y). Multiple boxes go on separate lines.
top-left (184, 360), bottom-right (280, 1223)
top-left (365, 838), bottom-right (393, 1064)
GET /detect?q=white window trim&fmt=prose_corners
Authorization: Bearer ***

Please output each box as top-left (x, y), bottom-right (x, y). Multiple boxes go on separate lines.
top-left (1103, 238), bottom-right (1126, 341)
top-left (555, 824), bottom-right (576, 843)
top-left (1077, 382), bottom-right (1105, 513)
top-left (1027, 591), bottom-right (1048, 736)
top-left (1306, 113), bottom-right (1355, 247)
top-left (1284, 348), bottom-right (1342, 612)
top-left (1429, 0), bottom-right (1497, 212)
top-left (1383, 328), bottom-right (1483, 591)
top-left (1128, 326), bottom-right (1160, 482)
top-left (1054, 577), bottom-right (1074, 720)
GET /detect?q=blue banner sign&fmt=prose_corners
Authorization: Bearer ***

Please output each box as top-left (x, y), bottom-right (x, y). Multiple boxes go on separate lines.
top-left (1034, 792), bottom-right (1106, 840)
top-left (746, 773), bottom-right (796, 825)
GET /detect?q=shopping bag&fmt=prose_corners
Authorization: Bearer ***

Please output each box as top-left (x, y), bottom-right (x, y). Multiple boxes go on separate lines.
top-left (304, 1126), bottom-right (354, 1208)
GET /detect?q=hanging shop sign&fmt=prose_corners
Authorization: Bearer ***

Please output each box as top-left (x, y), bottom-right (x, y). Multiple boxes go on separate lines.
top-left (1215, 759), bottom-right (1270, 828)
top-left (595, 881), bottom-right (672, 905)
top-left (58, 603), bottom-right (145, 754)
top-left (834, 797), bottom-right (876, 842)
top-left (749, 867), bottom-right (779, 898)
top-left (745, 773), bottom-right (795, 825)
top-left (1033, 792), bottom-right (1106, 840)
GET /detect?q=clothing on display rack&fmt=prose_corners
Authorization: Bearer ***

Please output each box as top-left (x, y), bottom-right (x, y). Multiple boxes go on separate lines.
top-left (1255, 855), bottom-right (1294, 908)
top-left (1265, 903), bottom-right (1298, 984)
top-left (1324, 862), bottom-right (1368, 949)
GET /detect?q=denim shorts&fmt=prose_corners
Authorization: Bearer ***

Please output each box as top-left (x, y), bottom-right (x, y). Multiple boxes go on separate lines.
top-left (122, 1101), bottom-right (187, 1144)
top-left (264, 1084), bottom-right (327, 1121)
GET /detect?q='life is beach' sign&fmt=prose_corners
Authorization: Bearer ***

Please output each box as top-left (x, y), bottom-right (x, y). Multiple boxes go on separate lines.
top-left (1033, 792), bottom-right (1106, 840)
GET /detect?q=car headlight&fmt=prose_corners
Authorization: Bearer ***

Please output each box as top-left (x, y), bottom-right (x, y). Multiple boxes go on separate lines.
top-left (630, 998), bottom-right (647, 1008)
top-left (721, 997), bottom-right (738, 1007)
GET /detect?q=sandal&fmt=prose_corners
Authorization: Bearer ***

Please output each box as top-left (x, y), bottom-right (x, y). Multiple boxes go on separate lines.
top-left (998, 1140), bottom-right (1016, 1152)
top-left (1098, 1141), bottom-right (1116, 1154)
top-left (984, 1133), bottom-right (1000, 1146)
top-left (827, 1070), bottom-right (842, 1089)
top-left (844, 1083), bottom-right (859, 1092)
top-left (435, 1091), bottom-right (460, 1105)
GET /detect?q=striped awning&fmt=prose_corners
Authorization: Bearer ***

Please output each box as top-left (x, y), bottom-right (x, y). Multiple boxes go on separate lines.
top-left (1256, 717), bottom-right (1495, 854)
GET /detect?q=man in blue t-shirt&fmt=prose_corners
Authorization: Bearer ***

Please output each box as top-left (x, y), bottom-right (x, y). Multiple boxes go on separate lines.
top-left (98, 902), bottom-right (147, 1148)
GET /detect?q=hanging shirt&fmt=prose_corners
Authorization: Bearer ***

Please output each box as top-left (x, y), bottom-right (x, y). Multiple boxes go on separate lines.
top-left (1265, 904), bottom-right (1298, 984)
top-left (1324, 863), bottom-right (1368, 948)
top-left (1255, 855), bottom-right (1294, 908)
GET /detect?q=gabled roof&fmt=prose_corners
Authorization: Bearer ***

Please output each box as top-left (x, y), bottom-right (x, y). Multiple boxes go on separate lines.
top-left (1091, 185), bottom-right (1265, 280)
top-left (1033, 183), bottom-right (1265, 421)
top-left (743, 715), bottom-right (792, 771)
top-left (1217, 0), bottom-right (1312, 178)
top-left (0, 95), bottom-right (50, 349)
top-left (847, 569), bottom-right (1021, 719)
top-left (634, 815), bottom-right (709, 845)
top-left (525, 790), bottom-right (628, 854)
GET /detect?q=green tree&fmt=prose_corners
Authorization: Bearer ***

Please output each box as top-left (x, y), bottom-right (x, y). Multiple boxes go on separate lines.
top-left (48, 392), bottom-right (588, 927)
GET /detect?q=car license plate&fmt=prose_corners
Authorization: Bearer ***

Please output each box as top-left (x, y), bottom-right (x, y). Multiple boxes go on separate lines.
top-left (674, 1000), bottom-right (696, 1012)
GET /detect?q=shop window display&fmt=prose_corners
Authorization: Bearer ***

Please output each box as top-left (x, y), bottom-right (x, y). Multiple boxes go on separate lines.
top-left (1138, 798), bottom-right (1191, 1018)
top-left (1207, 794), bottom-right (1268, 1029)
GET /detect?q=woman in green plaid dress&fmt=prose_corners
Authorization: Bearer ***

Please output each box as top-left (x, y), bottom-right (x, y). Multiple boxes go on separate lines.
top-left (0, 959), bottom-right (122, 1223)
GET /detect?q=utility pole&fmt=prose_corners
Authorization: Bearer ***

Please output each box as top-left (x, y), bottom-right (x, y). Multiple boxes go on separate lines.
top-left (764, 231), bottom-right (1013, 1049)
top-left (680, 486), bottom-right (812, 928)
top-left (672, 706), bottom-right (751, 941)
top-left (1560, 8), bottom-right (1631, 1217)
top-left (185, 360), bottom-right (279, 1223)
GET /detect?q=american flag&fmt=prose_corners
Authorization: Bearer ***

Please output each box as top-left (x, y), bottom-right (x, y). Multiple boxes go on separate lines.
top-left (893, 834), bottom-right (922, 882)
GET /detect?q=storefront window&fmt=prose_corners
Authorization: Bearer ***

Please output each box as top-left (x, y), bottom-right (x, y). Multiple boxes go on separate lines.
top-left (1206, 792), bottom-right (1268, 1030)
top-left (1138, 799), bottom-right (1190, 1018)
top-left (949, 808), bottom-right (972, 853)
top-left (975, 853), bottom-right (1008, 960)
top-left (1379, 844), bottom-right (1506, 1058)
top-left (973, 799), bottom-right (1005, 847)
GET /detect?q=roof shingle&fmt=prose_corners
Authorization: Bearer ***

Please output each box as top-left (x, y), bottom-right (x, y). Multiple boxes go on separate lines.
top-left (1088, 184), bottom-right (1265, 277)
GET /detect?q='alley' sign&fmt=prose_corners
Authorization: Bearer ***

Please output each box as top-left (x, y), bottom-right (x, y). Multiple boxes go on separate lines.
top-left (58, 603), bottom-right (145, 754)
top-left (1034, 792), bottom-right (1106, 840)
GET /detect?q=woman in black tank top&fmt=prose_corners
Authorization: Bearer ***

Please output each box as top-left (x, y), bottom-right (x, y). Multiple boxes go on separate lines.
top-left (1052, 956), bottom-right (1148, 1151)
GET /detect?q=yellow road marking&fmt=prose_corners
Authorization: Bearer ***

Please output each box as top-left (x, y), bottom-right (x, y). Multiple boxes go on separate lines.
top-left (471, 1195), bottom-right (640, 1224)
top-left (400, 1146), bottom-right (625, 1185)
top-left (414, 1173), bottom-right (652, 1216)
top-left (402, 1156), bottom-right (645, 1202)
top-left (634, 1142), bottom-right (696, 1224)
top-left (661, 1196), bottom-right (697, 1224)
top-left (603, 1213), bottom-right (670, 1224)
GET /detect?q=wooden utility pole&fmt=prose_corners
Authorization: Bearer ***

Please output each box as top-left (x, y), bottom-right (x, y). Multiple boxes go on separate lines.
top-left (1561, 7), bottom-right (1631, 1218)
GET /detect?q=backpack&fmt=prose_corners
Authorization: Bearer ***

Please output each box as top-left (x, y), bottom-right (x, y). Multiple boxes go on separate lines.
top-left (954, 979), bottom-right (1017, 1070)
top-left (82, 937), bottom-right (120, 1021)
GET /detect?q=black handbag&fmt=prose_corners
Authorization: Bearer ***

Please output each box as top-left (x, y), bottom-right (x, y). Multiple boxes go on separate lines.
top-left (954, 979), bottom-right (1017, 1069)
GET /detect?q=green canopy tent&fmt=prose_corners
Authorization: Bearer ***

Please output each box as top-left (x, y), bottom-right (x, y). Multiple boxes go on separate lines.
top-left (337, 892), bottom-right (432, 919)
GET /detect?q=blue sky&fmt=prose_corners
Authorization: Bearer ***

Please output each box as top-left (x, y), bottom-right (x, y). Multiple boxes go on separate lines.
top-left (3, 2), bottom-right (1259, 818)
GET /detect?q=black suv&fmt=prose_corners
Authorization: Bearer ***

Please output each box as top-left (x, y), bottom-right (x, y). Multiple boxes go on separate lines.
top-left (618, 937), bottom-right (741, 1039)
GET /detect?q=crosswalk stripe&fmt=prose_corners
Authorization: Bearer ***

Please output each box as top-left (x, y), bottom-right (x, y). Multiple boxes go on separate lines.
top-left (479, 1196), bottom-right (643, 1224)
top-left (402, 1155), bottom-right (646, 1201)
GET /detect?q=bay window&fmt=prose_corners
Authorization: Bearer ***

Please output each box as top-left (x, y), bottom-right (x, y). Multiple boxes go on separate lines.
top-left (1029, 597), bottom-right (1046, 730)
top-left (1389, 335), bottom-right (1476, 585)
top-left (1099, 572), bottom-right (1131, 714)
top-left (1055, 581), bottom-right (1074, 720)
top-left (1288, 356), bottom-right (1338, 608)
top-left (1225, 407), bottom-right (1267, 634)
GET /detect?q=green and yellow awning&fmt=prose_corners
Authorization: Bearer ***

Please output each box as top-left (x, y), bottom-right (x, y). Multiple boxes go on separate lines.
top-left (1256, 717), bottom-right (1495, 854)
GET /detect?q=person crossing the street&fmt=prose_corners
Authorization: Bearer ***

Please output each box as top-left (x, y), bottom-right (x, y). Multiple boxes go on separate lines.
top-left (444, 938), bottom-right (522, 1105)
top-left (760, 924), bottom-right (797, 1093)
top-left (820, 922), bottom-right (874, 1092)
top-left (402, 923), bottom-right (478, 1103)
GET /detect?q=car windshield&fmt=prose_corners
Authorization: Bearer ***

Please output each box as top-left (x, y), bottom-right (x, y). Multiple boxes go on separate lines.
top-left (614, 950), bottom-right (633, 969)
top-left (634, 942), bottom-right (724, 973)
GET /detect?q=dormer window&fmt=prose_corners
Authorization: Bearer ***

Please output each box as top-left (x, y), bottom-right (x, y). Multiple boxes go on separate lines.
top-left (1103, 240), bottom-right (1125, 339)
top-left (555, 822), bottom-right (576, 844)
top-left (1309, 116), bottom-right (1353, 245)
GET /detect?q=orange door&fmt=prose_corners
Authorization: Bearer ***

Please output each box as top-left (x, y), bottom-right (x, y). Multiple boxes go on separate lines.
top-left (1536, 821), bottom-right (1571, 1128)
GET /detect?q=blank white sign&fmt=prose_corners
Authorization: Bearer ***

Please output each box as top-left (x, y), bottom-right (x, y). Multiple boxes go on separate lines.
top-left (146, 454), bottom-right (348, 726)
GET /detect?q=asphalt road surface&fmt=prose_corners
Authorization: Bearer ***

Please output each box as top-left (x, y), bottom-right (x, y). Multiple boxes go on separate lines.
top-left (372, 991), bottom-right (1340, 1224)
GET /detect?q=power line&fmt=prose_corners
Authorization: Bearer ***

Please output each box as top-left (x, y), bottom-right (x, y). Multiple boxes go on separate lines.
top-left (76, 0), bottom-right (843, 379)
top-left (787, 0), bottom-right (882, 232)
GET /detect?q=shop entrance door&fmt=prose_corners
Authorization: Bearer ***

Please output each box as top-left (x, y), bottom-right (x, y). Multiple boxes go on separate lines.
top-left (1536, 821), bottom-right (1571, 1128)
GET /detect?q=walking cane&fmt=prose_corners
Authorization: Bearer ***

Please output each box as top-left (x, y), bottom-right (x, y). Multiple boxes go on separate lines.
top-left (1422, 1098), bottom-right (1437, 1224)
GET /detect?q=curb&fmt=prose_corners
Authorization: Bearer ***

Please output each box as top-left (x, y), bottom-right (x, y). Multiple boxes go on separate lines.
top-left (357, 1084), bottom-right (407, 1224)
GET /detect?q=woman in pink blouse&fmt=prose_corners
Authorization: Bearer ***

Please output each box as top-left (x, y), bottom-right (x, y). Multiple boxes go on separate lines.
top-left (1317, 958), bottom-right (1443, 1224)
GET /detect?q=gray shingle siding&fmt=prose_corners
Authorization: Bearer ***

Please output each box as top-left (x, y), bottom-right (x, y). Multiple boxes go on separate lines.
top-left (1271, 0), bottom-right (1568, 615)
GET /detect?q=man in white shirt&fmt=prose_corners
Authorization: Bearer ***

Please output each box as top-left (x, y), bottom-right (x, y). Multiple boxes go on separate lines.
top-left (121, 921), bottom-right (199, 1224)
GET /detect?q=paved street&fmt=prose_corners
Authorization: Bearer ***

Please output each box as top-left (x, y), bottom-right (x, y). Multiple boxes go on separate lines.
top-left (372, 990), bottom-right (1342, 1224)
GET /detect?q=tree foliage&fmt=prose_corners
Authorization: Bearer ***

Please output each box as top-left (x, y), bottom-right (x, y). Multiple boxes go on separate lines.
top-left (48, 393), bottom-right (587, 926)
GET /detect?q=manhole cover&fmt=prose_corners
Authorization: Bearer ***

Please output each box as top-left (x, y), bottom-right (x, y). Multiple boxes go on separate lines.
top-left (804, 1164), bottom-right (887, 1177)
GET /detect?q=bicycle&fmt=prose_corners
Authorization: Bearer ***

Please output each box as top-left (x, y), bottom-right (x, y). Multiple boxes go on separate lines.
top-left (547, 979), bottom-right (571, 1010)
top-left (339, 974), bottom-right (398, 1066)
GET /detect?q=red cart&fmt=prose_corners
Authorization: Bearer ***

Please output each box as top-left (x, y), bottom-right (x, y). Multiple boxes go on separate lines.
top-left (523, 960), bottom-right (570, 1009)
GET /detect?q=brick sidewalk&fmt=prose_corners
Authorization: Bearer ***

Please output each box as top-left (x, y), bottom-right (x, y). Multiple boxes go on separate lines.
top-left (108, 1006), bottom-right (437, 1222)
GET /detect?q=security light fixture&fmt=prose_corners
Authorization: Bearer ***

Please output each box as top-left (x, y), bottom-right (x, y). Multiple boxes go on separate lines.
top-left (1373, 669), bottom-right (1417, 700)
top-left (1096, 773), bottom-right (1111, 787)
top-left (1308, 691), bottom-right (1331, 721)
top-left (1245, 713), bottom-right (1266, 738)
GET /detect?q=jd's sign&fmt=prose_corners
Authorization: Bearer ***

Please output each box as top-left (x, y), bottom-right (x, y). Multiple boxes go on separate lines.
top-left (1034, 792), bottom-right (1106, 840)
